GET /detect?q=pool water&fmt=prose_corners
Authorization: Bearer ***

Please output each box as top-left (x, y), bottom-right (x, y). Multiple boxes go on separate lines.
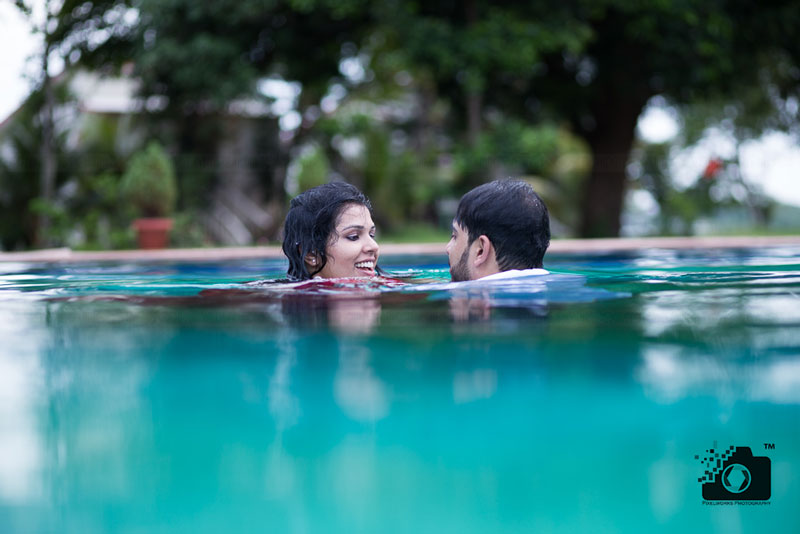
top-left (0, 248), bottom-right (798, 533)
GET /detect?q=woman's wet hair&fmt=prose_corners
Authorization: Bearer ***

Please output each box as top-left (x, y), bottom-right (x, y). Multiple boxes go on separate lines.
top-left (455, 179), bottom-right (550, 269)
top-left (282, 182), bottom-right (374, 280)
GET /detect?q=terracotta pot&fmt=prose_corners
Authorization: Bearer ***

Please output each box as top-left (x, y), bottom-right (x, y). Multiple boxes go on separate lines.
top-left (133, 218), bottom-right (173, 249)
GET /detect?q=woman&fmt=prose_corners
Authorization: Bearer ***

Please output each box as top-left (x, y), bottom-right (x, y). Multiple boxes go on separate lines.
top-left (282, 182), bottom-right (381, 280)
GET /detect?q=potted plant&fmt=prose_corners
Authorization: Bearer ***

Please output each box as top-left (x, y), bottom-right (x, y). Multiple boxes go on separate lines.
top-left (121, 141), bottom-right (178, 249)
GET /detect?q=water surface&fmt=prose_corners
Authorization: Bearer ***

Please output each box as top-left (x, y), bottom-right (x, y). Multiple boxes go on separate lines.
top-left (1, 248), bottom-right (798, 533)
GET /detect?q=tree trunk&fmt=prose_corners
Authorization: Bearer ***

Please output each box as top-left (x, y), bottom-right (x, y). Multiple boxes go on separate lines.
top-left (466, 91), bottom-right (481, 147)
top-left (37, 45), bottom-right (56, 248)
top-left (579, 97), bottom-right (648, 238)
top-left (464, 0), bottom-right (481, 147)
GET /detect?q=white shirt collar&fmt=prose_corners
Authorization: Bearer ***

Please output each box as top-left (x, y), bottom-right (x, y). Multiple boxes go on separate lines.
top-left (478, 268), bottom-right (549, 281)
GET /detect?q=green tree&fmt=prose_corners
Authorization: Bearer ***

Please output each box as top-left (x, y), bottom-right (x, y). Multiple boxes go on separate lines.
top-left (10, 0), bottom-right (134, 246)
top-left (523, 0), bottom-right (800, 236)
top-left (632, 74), bottom-right (790, 235)
top-left (130, 0), bottom-right (373, 209)
top-left (371, 1), bottom-right (588, 190)
top-left (0, 86), bottom-right (78, 250)
top-left (12, 0), bottom-right (799, 245)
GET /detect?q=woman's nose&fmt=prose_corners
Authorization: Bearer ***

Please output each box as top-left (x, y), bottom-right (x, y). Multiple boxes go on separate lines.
top-left (364, 235), bottom-right (378, 253)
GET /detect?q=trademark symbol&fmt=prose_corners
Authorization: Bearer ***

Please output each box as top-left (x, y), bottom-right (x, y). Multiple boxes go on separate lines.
top-left (764, 443), bottom-right (775, 450)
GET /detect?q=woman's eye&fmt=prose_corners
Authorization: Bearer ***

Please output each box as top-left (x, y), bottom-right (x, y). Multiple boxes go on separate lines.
top-left (347, 235), bottom-right (358, 241)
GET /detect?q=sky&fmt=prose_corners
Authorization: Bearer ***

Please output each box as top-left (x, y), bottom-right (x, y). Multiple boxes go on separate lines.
top-left (0, 2), bottom-right (39, 123)
top-left (2, 1), bottom-right (799, 208)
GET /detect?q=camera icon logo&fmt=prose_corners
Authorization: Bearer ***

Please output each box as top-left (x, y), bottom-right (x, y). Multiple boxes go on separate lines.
top-left (721, 464), bottom-right (750, 493)
top-left (697, 445), bottom-right (771, 501)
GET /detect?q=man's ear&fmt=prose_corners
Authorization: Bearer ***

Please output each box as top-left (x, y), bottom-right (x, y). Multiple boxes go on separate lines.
top-left (472, 235), bottom-right (494, 267)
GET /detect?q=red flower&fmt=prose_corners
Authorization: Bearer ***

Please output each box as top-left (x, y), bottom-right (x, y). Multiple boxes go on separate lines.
top-left (703, 158), bottom-right (723, 180)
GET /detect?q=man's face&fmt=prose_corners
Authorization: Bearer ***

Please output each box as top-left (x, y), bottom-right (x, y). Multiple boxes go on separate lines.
top-left (446, 221), bottom-right (472, 282)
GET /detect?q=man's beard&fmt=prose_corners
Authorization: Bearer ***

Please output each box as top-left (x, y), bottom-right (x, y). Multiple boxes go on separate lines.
top-left (449, 248), bottom-right (470, 282)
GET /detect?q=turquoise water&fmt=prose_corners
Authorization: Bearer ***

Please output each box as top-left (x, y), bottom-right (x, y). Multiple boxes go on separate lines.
top-left (0, 248), bottom-right (799, 533)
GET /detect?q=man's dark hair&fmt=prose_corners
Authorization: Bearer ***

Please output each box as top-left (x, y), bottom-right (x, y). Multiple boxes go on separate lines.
top-left (282, 182), bottom-right (373, 280)
top-left (455, 179), bottom-right (550, 269)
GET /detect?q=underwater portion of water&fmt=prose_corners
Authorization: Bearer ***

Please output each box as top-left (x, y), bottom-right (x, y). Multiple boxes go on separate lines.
top-left (0, 247), bottom-right (799, 533)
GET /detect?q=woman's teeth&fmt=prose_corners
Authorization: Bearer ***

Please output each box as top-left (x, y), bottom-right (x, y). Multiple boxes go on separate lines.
top-left (355, 261), bottom-right (374, 269)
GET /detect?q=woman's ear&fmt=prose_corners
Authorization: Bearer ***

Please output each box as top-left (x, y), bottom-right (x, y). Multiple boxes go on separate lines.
top-left (304, 252), bottom-right (320, 269)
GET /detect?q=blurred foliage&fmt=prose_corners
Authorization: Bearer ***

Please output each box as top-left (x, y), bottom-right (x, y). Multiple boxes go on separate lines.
top-left (129, 0), bottom-right (372, 212)
top-left (29, 172), bottom-right (136, 250)
top-left (133, 0), bottom-right (368, 108)
top-left (382, 223), bottom-right (451, 244)
top-left (120, 141), bottom-right (178, 217)
top-left (169, 211), bottom-right (211, 248)
top-left (13, 0), bottom-right (136, 69)
top-left (509, 0), bottom-right (800, 236)
top-left (631, 136), bottom-right (775, 236)
top-left (291, 144), bottom-right (330, 194)
top-left (629, 60), bottom-right (792, 236)
top-left (311, 110), bottom-right (444, 230)
top-left (0, 84), bottom-right (79, 250)
top-left (4, 0), bottom-right (800, 250)
top-left (631, 141), bottom-right (722, 235)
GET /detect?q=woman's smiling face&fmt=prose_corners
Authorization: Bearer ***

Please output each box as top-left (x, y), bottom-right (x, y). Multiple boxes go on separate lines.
top-left (313, 204), bottom-right (379, 278)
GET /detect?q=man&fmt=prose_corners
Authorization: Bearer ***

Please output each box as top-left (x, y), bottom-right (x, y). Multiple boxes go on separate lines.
top-left (446, 179), bottom-right (550, 282)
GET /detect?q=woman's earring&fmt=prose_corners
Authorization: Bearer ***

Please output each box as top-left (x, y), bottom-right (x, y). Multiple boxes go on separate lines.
top-left (311, 258), bottom-right (316, 265)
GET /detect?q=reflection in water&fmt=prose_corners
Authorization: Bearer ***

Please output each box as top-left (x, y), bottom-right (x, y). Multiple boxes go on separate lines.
top-left (329, 298), bottom-right (382, 334)
top-left (331, 301), bottom-right (389, 420)
top-left (0, 304), bottom-right (43, 503)
top-left (279, 294), bottom-right (383, 334)
top-left (334, 343), bottom-right (389, 422)
top-left (453, 368), bottom-right (498, 404)
top-left (447, 292), bottom-right (549, 324)
top-left (39, 300), bottom-right (158, 518)
top-left (326, 435), bottom-right (380, 528)
top-left (449, 292), bottom-right (493, 322)
top-left (637, 346), bottom-right (800, 405)
top-left (265, 330), bottom-right (302, 510)
top-left (636, 287), bottom-right (800, 406)
top-left (418, 272), bottom-right (626, 324)
top-left (269, 333), bottom-right (301, 430)
top-left (647, 442), bottom-right (687, 524)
